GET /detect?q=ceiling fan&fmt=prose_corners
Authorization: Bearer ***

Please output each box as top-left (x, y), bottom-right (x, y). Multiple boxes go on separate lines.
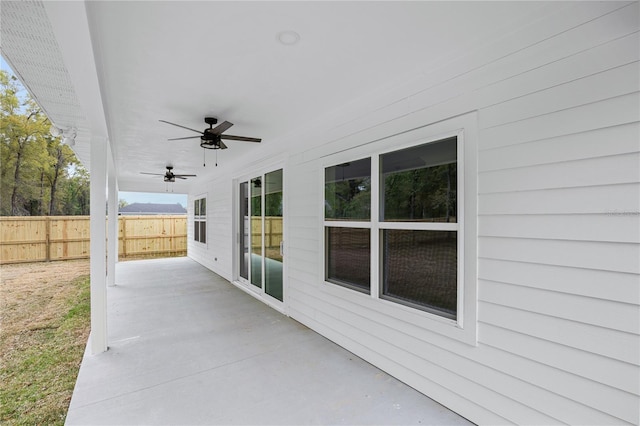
top-left (159, 117), bottom-right (261, 150)
top-left (140, 166), bottom-right (196, 183)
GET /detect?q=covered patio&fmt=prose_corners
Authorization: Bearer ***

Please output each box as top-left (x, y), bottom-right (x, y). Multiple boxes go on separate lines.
top-left (4, 2), bottom-right (638, 424)
top-left (65, 257), bottom-right (470, 425)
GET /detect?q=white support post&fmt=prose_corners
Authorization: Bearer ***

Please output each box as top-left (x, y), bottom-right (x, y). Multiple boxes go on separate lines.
top-left (90, 136), bottom-right (108, 354)
top-left (107, 149), bottom-right (117, 287)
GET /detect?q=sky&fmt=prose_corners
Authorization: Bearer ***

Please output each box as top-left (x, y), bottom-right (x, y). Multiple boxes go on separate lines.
top-left (1, 56), bottom-right (12, 74)
top-left (3, 55), bottom-right (188, 208)
top-left (119, 192), bottom-right (187, 207)
top-left (1, 56), bottom-right (29, 102)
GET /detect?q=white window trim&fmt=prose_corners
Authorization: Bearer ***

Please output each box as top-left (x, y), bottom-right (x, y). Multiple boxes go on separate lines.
top-left (319, 112), bottom-right (478, 346)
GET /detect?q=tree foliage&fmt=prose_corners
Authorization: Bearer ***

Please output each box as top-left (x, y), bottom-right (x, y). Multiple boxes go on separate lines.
top-left (383, 163), bottom-right (457, 222)
top-left (0, 69), bottom-right (89, 216)
top-left (324, 163), bottom-right (456, 222)
top-left (324, 178), bottom-right (371, 220)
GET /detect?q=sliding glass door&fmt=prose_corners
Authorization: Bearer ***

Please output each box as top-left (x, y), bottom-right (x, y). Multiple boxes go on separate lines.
top-left (237, 169), bottom-right (283, 303)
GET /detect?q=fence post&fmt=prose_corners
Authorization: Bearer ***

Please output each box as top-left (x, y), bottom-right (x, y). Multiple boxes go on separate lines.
top-left (45, 216), bottom-right (51, 262)
top-left (122, 216), bottom-right (127, 259)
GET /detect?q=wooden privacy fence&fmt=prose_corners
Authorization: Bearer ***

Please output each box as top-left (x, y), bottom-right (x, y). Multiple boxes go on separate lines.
top-left (251, 216), bottom-right (283, 250)
top-left (0, 215), bottom-right (187, 264)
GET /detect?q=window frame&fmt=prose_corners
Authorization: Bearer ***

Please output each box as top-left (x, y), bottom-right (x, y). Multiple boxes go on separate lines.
top-left (323, 156), bottom-right (373, 293)
top-left (193, 195), bottom-right (207, 245)
top-left (320, 113), bottom-right (478, 346)
top-left (378, 135), bottom-right (462, 320)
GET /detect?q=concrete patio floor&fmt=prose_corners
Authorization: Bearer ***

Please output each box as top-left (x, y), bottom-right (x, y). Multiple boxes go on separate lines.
top-left (65, 257), bottom-right (472, 425)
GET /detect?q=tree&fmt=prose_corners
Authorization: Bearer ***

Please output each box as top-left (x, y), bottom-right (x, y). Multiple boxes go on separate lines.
top-left (0, 69), bottom-right (89, 216)
top-left (0, 71), bottom-right (49, 215)
top-left (45, 140), bottom-right (79, 215)
top-left (61, 166), bottom-right (90, 215)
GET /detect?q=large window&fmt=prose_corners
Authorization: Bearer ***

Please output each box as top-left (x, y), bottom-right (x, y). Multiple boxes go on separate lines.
top-left (194, 197), bottom-right (206, 244)
top-left (324, 136), bottom-right (461, 320)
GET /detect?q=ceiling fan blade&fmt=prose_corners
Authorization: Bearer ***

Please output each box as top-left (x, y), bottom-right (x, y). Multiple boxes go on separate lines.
top-left (140, 172), bottom-right (164, 176)
top-left (174, 176), bottom-right (188, 179)
top-left (211, 121), bottom-right (233, 135)
top-left (159, 120), bottom-right (203, 134)
top-left (219, 141), bottom-right (228, 149)
top-left (221, 134), bottom-right (262, 143)
top-left (167, 136), bottom-right (201, 141)
top-left (174, 174), bottom-right (197, 178)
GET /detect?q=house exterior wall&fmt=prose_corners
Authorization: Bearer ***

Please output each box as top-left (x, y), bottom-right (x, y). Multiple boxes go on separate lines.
top-left (188, 2), bottom-right (639, 424)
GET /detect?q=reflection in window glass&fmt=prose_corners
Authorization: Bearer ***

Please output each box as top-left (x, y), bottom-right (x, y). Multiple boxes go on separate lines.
top-left (239, 182), bottom-right (249, 280)
top-left (265, 169), bottom-right (283, 301)
top-left (381, 137), bottom-right (457, 222)
top-left (325, 158), bottom-right (371, 220)
top-left (250, 177), bottom-right (263, 288)
top-left (326, 227), bottom-right (370, 292)
top-left (382, 230), bottom-right (457, 318)
top-left (199, 222), bottom-right (206, 244)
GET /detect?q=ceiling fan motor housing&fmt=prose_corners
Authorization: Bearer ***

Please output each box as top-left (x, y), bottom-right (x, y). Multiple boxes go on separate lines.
top-left (200, 138), bottom-right (223, 149)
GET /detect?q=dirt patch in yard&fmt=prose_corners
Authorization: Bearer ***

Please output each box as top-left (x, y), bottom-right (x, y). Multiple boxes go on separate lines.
top-left (1, 260), bottom-right (89, 335)
top-left (0, 259), bottom-right (91, 425)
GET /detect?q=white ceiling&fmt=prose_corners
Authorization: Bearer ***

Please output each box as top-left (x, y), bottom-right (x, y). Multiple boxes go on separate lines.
top-left (1, 1), bottom-right (561, 193)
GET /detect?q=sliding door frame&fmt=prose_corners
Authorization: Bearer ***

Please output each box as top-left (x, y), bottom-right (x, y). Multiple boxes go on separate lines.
top-left (232, 164), bottom-right (286, 313)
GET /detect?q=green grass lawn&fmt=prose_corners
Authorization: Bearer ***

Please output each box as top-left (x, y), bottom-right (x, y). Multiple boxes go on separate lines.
top-left (1, 270), bottom-right (90, 425)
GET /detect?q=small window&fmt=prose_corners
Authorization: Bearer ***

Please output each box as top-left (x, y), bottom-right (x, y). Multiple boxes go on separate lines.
top-left (380, 137), bottom-right (458, 319)
top-left (324, 157), bottom-right (371, 293)
top-left (194, 197), bottom-right (206, 244)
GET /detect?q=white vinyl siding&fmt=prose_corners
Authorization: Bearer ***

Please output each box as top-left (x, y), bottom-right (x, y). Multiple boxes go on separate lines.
top-left (284, 2), bottom-right (639, 425)
top-left (188, 184), bottom-right (233, 280)
top-left (190, 2), bottom-right (640, 424)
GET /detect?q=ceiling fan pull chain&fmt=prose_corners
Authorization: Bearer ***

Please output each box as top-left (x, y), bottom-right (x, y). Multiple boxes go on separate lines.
top-left (215, 150), bottom-right (218, 167)
top-left (203, 147), bottom-right (206, 167)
